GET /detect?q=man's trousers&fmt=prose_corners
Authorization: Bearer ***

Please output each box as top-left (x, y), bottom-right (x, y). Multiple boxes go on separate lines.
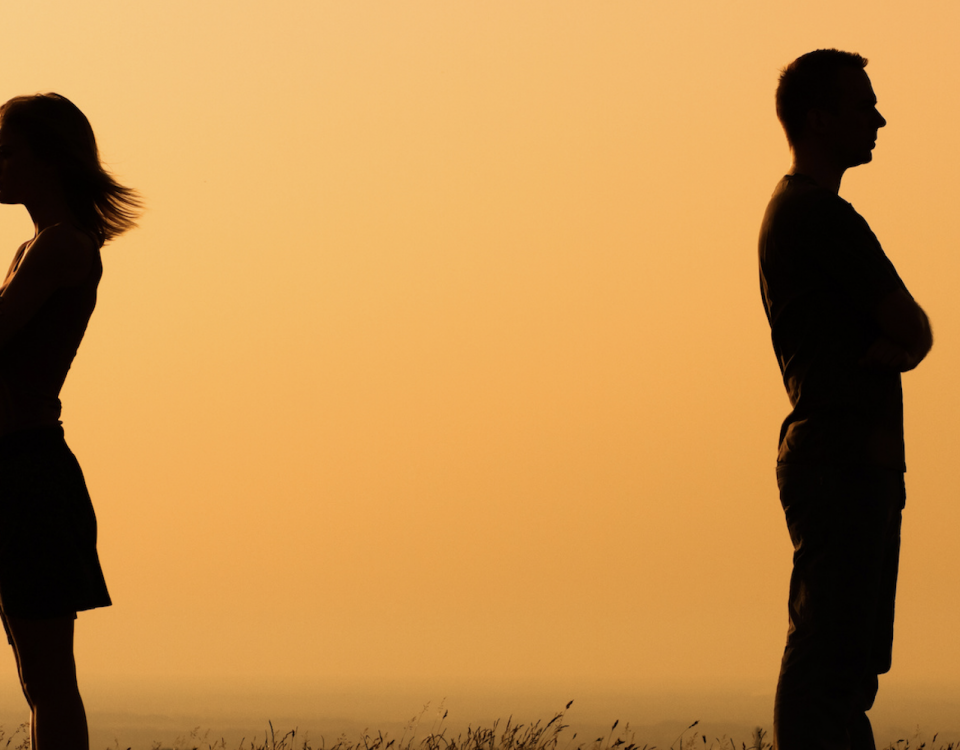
top-left (774, 463), bottom-right (905, 750)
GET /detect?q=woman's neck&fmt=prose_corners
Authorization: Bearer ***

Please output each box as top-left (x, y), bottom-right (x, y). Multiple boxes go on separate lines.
top-left (24, 192), bottom-right (76, 237)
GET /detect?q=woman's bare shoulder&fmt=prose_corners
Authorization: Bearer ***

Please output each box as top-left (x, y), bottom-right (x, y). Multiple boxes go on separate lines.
top-left (40, 223), bottom-right (97, 250)
top-left (23, 224), bottom-right (97, 286)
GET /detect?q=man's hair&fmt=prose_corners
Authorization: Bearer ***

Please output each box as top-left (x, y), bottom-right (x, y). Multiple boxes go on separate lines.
top-left (776, 49), bottom-right (868, 148)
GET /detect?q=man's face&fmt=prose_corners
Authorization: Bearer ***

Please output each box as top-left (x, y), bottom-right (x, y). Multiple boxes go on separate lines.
top-left (820, 67), bottom-right (887, 168)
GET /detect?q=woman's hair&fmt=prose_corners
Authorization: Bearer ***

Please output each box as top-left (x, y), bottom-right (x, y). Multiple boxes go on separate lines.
top-left (0, 93), bottom-right (142, 245)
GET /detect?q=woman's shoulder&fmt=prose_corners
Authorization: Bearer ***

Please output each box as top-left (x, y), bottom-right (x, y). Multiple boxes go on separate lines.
top-left (40, 223), bottom-right (98, 251)
top-left (24, 224), bottom-right (98, 287)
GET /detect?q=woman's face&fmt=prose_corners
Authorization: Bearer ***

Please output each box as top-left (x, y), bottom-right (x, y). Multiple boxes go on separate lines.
top-left (0, 123), bottom-right (48, 206)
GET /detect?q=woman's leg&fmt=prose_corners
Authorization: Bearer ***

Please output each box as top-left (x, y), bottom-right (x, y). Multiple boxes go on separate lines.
top-left (1, 611), bottom-right (34, 749)
top-left (4, 614), bottom-right (88, 750)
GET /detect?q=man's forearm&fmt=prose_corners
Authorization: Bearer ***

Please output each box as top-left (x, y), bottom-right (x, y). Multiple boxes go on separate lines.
top-left (872, 290), bottom-right (933, 370)
top-left (861, 319), bottom-right (932, 372)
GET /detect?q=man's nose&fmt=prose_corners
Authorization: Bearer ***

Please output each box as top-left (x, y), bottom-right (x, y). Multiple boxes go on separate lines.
top-left (876, 109), bottom-right (887, 128)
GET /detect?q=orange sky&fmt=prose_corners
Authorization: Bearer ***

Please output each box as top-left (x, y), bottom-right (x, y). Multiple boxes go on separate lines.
top-left (0, 0), bottom-right (958, 720)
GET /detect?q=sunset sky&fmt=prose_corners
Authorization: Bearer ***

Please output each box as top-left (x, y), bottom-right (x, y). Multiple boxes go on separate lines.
top-left (0, 0), bottom-right (959, 734)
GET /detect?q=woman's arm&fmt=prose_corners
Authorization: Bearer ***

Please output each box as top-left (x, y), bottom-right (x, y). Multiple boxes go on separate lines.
top-left (0, 226), bottom-right (94, 348)
top-left (0, 243), bottom-right (27, 294)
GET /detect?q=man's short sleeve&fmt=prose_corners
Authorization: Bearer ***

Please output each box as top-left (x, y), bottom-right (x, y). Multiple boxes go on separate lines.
top-left (793, 195), bottom-right (906, 314)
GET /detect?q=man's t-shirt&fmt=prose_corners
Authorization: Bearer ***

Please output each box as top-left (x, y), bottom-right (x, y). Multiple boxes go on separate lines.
top-left (759, 174), bottom-right (908, 471)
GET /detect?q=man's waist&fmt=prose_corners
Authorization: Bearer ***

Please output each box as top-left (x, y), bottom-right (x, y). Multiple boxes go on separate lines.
top-left (778, 417), bottom-right (906, 472)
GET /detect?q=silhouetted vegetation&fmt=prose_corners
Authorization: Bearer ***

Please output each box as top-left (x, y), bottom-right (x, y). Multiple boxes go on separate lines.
top-left (5, 703), bottom-right (959, 750)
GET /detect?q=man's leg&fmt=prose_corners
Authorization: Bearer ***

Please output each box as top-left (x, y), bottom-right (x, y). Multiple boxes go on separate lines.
top-left (848, 674), bottom-right (878, 750)
top-left (848, 503), bottom-right (903, 750)
top-left (773, 466), bottom-right (904, 750)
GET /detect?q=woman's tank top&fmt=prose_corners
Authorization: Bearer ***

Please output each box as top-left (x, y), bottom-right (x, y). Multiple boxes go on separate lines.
top-left (0, 233), bottom-right (102, 436)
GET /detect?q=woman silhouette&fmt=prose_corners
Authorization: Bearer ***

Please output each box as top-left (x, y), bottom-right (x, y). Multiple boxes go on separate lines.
top-left (0, 93), bottom-right (140, 750)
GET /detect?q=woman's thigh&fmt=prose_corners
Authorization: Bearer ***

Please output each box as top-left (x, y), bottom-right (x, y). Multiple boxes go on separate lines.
top-left (3, 613), bottom-right (78, 692)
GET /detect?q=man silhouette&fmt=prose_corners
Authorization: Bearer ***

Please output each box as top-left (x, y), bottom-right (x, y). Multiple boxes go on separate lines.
top-left (758, 49), bottom-right (932, 750)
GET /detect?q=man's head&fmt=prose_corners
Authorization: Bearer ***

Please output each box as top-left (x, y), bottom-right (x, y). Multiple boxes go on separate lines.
top-left (776, 49), bottom-right (886, 168)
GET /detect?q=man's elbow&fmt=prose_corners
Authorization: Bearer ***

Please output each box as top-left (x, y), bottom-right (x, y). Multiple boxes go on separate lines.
top-left (899, 310), bottom-right (932, 371)
top-left (911, 310), bottom-right (933, 364)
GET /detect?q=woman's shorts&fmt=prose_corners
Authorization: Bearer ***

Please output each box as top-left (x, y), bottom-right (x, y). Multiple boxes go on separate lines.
top-left (0, 425), bottom-right (111, 620)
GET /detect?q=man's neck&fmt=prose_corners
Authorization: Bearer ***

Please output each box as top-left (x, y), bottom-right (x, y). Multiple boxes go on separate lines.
top-left (790, 151), bottom-right (845, 194)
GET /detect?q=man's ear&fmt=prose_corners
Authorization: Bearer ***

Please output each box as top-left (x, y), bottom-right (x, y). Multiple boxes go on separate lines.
top-left (806, 107), bottom-right (834, 136)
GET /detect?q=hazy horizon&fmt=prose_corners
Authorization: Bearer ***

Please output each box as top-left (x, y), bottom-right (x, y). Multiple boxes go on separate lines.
top-left (0, 677), bottom-right (955, 749)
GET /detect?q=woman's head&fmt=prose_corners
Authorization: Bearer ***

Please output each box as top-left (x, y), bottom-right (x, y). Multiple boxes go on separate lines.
top-left (0, 93), bottom-right (141, 245)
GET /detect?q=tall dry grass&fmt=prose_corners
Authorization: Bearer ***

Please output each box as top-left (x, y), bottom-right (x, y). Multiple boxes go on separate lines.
top-left (122, 702), bottom-right (959, 750)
